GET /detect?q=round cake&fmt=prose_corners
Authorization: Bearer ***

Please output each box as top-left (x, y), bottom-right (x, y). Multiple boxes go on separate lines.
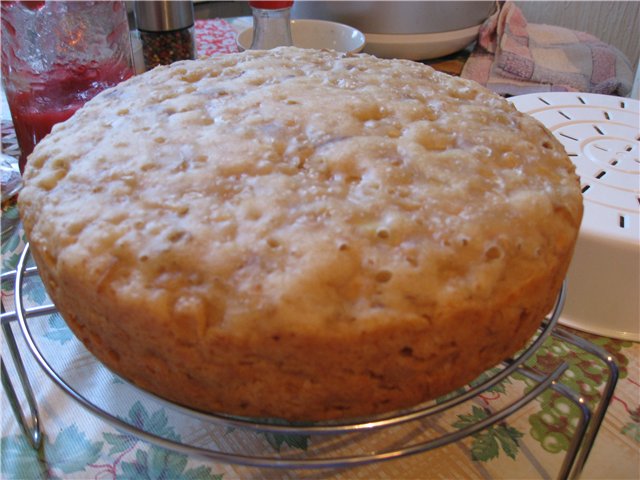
top-left (19, 47), bottom-right (583, 421)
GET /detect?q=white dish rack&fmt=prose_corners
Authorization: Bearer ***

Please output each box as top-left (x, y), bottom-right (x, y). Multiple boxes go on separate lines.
top-left (510, 93), bottom-right (639, 342)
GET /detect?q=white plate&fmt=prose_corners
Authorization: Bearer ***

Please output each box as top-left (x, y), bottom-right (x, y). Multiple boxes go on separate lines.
top-left (362, 23), bottom-right (482, 60)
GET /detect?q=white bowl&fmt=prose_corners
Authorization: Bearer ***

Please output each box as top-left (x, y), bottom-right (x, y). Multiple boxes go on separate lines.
top-left (363, 23), bottom-right (482, 60)
top-left (237, 19), bottom-right (365, 54)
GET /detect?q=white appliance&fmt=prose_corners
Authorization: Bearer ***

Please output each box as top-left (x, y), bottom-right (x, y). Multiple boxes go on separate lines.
top-left (511, 92), bottom-right (639, 341)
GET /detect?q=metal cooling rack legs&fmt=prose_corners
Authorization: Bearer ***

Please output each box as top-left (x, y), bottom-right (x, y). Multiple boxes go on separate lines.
top-left (1, 279), bottom-right (43, 450)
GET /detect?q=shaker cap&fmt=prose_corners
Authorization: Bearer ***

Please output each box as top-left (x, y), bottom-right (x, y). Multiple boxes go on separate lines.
top-left (249, 1), bottom-right (294, 9)
top-left (134, 0), bottom-right (194, 32)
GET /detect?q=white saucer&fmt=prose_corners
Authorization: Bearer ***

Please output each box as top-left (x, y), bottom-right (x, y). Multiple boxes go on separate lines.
top-left (237, 19), bottom-right (365, 54)
top-left (362, 23), bottom-right (482, 60)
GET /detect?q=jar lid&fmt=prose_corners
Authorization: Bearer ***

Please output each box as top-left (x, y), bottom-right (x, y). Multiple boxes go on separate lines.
top-left (134, 0), bottom-right (194, 32)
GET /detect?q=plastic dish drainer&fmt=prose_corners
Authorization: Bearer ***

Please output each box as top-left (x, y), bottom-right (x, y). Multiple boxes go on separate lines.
top-left (1, 244), bottom-right (618, 479)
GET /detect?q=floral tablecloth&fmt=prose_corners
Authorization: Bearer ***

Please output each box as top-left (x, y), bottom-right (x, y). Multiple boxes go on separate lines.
top-left (1, 18), bottom-right (639, 480)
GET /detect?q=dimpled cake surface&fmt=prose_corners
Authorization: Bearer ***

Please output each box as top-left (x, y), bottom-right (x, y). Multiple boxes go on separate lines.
top-left (19, 47), bottom-right (582, 421)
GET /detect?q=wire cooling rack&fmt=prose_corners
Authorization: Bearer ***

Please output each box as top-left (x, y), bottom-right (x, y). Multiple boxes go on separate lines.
top-left (1, 244), bottom-right (619, 479)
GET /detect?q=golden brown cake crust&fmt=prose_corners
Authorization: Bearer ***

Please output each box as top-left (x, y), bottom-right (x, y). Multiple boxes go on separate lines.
top-left (19, 47), bottom-right (582, 421)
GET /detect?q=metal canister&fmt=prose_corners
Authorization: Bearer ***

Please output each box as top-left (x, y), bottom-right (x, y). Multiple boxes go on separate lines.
top-left (134, 0), bottom-right (196, 71)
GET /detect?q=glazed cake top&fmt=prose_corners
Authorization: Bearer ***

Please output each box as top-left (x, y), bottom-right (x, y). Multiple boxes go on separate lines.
top-left (19, 47), bottom-right (582, 337)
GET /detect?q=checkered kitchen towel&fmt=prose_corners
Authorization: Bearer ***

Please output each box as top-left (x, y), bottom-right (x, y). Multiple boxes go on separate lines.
top-left (461, 1), bottom-right (634, 96)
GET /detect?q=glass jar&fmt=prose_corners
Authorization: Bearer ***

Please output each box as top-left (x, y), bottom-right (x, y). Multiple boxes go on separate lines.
top-left (133, 0), bottom-right (196, 71)
top-left (0, 1), bottom-right (135, 174)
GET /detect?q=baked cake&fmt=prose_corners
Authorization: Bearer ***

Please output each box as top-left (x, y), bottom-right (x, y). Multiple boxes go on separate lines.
top-left (19, 47), bottom-right (583, 421)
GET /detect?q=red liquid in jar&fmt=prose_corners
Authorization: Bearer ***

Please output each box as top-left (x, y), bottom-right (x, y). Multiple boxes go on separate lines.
top-left (7, 60), bottom-right (133, 173)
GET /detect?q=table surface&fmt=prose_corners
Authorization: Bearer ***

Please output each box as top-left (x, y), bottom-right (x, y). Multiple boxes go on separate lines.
top-left (1, 18), bottom-right (639, 480)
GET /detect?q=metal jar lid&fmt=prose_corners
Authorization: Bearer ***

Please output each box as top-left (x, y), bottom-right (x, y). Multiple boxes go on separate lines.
top-left (134, 0), bottom-right (194, 32)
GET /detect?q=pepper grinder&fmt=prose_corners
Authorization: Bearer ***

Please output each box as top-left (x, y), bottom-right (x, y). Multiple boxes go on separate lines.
top-left (133, 0), bottom-right (196, 71)
top-left (249, 1), bottom-right (294, 50)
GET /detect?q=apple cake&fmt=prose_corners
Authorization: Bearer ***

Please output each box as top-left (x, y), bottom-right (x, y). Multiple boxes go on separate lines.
top-left (19, 47), bottom-right (583, 421)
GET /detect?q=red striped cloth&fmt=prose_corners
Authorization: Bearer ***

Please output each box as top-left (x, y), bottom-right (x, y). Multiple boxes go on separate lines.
top-left (195, 18), bottom-right (240, 57)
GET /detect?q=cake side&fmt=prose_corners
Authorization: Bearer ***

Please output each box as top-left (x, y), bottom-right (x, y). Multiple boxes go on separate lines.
top-left (19, 48), bottom-right (582, 420)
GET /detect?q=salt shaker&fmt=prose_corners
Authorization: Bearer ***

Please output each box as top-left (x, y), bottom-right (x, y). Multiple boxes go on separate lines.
top-left (133, 0), bottom-right (196, 71)
top-left (249, 1), bottom-right (294, 50)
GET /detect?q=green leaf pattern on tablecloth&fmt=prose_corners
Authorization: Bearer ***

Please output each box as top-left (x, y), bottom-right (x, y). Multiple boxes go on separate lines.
top-left (0, 434), bottom-right (48, 480)
top-left (1, 215), bottom-right (25, 273)
top-left (114, 402), bottom-right (223, 480)
top-left (494, 422), bottom-right (523, 459)
top-left (263, 430), bottom-right (309, 452)
top-left (48, 424), bottom-right (104, 474)
top-left (446, 368), bottom-right (527, 461)
top-left (1, 403), bottom-right (223, 479)
top-left (453, 405), bottom-right (524, 461)
top-left (621, 403), bottom-right (640, 442)
top-left (0, 424), bottom-right (102, 479)
top-left (125, 401), bottom-right (179, 440)
top-left (247, 417), bottom-right (310, 452)
top-left (104, 431), bottom-right (139, 456)
top-left (43, 313), bottom-right (74, 344)
top-left (119, 445), bottom-right (223, 480)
